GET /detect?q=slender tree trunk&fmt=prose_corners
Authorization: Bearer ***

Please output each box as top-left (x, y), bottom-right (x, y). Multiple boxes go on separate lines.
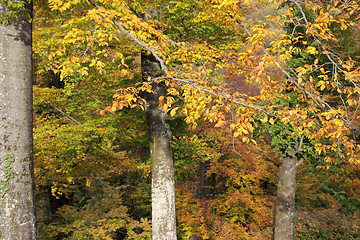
top-left (274, 154), bottom-right (303, 240)
top-left (198, 161), bottom-right (206, 198)
top-left (141, 51), bottom-right (177, 240)
top-left (0, 2), bottom-right (37, 239)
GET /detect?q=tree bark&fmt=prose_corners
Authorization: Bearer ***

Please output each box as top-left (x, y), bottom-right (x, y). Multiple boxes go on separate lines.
top-left (0, 2), bottom-right (37, 239)
top-left (274, 154), bottom-right (303, 240)
top-left (141, 51), bottom-right (177, 240)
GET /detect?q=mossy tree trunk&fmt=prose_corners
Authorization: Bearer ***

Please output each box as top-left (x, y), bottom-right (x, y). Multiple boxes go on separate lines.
top-left (0, 1), bottom-right (37, 239)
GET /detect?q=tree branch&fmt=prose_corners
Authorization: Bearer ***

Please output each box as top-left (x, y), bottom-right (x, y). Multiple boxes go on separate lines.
top-left (87, 0), bottom-right (168, 74)
top-left (43, 101), bottom-right (81, 125)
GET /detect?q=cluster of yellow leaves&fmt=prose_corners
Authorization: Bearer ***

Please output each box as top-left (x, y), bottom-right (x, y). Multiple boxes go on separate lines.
top-left (36, 0), bottom-right (360, 167)
top-left (35, 0), bottom-right (172, 82)
top-left (240, 0), bottom-right (360, 163)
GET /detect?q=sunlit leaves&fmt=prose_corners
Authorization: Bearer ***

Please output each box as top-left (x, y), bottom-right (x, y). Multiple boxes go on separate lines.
top-left (306, 46), bottom-right (318, 55)
top-left (32, 0), bottom-right (360, 238)
top-left (0, 0), bottom-right (30, 23)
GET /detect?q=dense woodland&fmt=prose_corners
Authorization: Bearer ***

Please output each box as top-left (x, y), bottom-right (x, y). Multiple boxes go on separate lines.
top-left (1, 0), bottom-right (360, 239)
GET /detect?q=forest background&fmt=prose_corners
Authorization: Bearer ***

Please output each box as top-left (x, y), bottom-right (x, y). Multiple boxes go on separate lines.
top-left (1, 0), bottom-right (360, 239)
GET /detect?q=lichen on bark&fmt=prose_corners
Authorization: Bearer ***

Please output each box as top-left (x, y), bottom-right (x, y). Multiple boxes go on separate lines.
top-left (0, 136), bottom-right (17, 201)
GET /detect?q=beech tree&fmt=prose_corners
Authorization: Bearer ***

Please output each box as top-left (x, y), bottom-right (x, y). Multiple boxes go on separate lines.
top-left (163, 1), bottom-right (360, 239)
top-left (34, 0), bottom-right (178, 238)
top-left (0, 1), bottom-right (37, 238)
top-left (32, 0), bottom-right (360, 239)
top-left (142, 51), bottom-right (177, 240)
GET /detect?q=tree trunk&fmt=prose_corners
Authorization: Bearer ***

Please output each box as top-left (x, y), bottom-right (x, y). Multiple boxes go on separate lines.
top-left (274, 154), bottom-right (302, 240)
top-left (0, 2), bottom-right (37, 239)
top-left (141, 51), bottom-right (177, 240)
top-left (198, 161), bottom-right (206, 198)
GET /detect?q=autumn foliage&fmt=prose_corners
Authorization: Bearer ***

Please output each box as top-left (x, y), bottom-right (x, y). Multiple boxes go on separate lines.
top-left (31, 0), bottom-right (360, 239)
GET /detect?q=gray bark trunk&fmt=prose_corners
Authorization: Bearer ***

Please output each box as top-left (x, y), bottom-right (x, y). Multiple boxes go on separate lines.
top-left (274, 154), bottom-right (302, 240)
top-left (0, 2), bottom-right (37, 239)
top-left (141, 52), bottom-right (177, 240)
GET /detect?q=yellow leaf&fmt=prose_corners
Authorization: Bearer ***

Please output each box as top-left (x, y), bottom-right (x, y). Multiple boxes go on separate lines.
top-left (214, 120), bottom-right (226, 128)
top-left (170, 107), bottom-right (178, 117)
top-left (260, 115), bottom-right (268, 123)
top-left (269, 118), bottom-right (275, 125)
top-left (333, 119), bottom-right (343, 127)
top-left (120, 69), bottom-right (128, 76)
top-left (163, 104), bottom-right (168, 112)
top-left (307, 46), bottom-right (318, 55)
top-left (86, 178), bottom-right (92, 187)
top-left (219, 0), bottom-right (229, 7)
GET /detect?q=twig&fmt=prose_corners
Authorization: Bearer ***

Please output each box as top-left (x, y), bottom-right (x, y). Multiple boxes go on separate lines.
top-left (43, 101), bottom-right (81, 125)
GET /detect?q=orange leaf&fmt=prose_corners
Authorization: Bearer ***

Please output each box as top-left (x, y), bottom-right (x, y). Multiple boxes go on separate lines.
top-left (214, 120), bottom-right (226, 128)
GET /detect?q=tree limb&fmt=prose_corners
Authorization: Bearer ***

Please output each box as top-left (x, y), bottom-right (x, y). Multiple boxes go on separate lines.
top-left (87, 0), bottom-right (168, 74)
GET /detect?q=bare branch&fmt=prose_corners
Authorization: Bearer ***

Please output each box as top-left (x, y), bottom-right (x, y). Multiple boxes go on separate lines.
top-left (43, 101), bottom-right (81, 125)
